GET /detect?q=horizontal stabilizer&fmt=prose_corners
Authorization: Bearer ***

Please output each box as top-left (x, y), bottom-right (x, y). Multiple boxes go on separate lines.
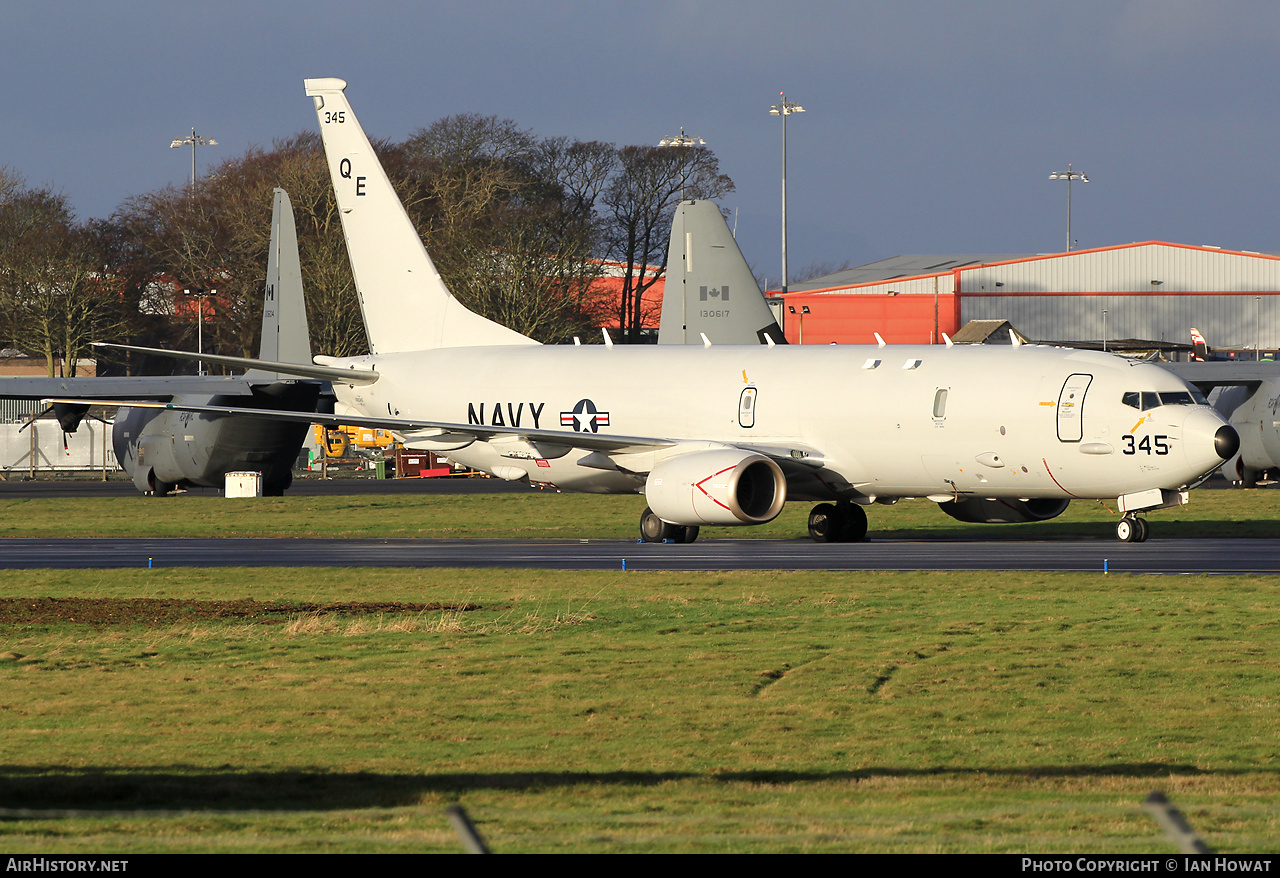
top-left (93, 342), bottom-right (379, 385)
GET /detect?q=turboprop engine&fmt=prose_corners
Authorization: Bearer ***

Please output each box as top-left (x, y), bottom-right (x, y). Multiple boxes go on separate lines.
top-left (644, 449), bottom-right (787, 526)
top-left (937, 497), bottom-right (1070, 524)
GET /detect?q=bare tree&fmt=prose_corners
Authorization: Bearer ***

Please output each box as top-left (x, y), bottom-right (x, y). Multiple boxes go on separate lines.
top-left (104, 115), bottom-right (734, 356)
top-left (114, 132), bottom-right (368, 362)
top-left (401, 116), bottom-right (615, 342)
top-left (0, 177), bottom-right (127, 376)
top-left (603, 145), bottom-right (734, 342)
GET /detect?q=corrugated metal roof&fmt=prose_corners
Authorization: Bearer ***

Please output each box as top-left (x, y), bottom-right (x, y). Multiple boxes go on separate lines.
top-left (780, 241), bottom-right (1280, 349)
top-left (791, 254), bottom-right (1033, 290)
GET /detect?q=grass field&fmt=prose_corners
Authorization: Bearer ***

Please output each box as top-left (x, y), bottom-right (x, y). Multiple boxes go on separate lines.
top-left (1, 482), bottom-right (1279, 540)
top-left (1, 562), bottom-right (1278, 853)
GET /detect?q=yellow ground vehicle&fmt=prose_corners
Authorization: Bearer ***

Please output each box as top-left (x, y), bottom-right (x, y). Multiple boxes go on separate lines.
top-left (313, 424), bottom-right (397, 459)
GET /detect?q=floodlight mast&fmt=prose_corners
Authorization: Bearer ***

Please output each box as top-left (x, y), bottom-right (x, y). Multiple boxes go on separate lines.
top-left (770, 94), bottom-right (804, 296)
top-left (1049, 163), bottom-right (1089, 252)
top-left (657, 127), bottom-right (706, 201)
top-left (170, 128), bottom-right (218, 189)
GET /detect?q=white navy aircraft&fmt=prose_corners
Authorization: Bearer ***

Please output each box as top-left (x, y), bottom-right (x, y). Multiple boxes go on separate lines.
top-left (88, 79), bottom-right (1240, 542)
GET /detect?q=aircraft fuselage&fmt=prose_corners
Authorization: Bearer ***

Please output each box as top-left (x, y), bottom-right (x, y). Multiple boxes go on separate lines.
top-left (113, 382), bottom-right (319, 495)
top-left (328, 342), bottom-right (1229, 503)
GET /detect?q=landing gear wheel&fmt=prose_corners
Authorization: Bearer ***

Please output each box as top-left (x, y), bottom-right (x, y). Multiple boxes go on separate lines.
top-left (148, 473), bottom-right (173, 497)
top-left (1116, 516), bottom-right (1148, 542)
top-left (675, 526), bottom-right (700, 544)
top-left (640, 507), bottom-right (677, 543)
top-left (842, 502), bottom-right (868, 542)
top-left (809, 502), bottom-right (868, 543)
top-left (808, 504), bottom-right (841, 542)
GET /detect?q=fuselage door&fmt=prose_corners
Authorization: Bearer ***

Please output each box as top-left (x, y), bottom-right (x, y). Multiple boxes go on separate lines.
top-left (1056, 373), bottom-right (1093, 442)
top-left (739, 386), bottom-right (757, 428)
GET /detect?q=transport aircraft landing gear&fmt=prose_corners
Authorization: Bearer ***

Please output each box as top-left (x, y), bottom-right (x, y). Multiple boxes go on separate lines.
top-left (808, 501), bottom-right (868, 543)
top-left (146, 471), bottom-right (173, 497)
top-left (639, 507), bottom-right (699, 544)
top-left (1116, 515), bottom-right (1149, 543)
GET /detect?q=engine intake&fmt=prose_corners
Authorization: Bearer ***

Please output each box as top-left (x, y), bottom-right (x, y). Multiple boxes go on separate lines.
top-left (645, 450), bottom-right (787, 526)
top-left (938, 497), bottom-right (1070, 524)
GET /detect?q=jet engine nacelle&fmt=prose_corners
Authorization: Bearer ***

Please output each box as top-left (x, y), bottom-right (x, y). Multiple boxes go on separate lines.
top-left (938, 497), bottom-right (1070, 524)
top-left (644, 450), bottom-right (787, 526)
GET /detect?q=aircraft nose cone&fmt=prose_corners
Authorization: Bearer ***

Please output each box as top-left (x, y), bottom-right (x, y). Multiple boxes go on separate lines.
top-left (1215, 424), bottom-right (1240, 461)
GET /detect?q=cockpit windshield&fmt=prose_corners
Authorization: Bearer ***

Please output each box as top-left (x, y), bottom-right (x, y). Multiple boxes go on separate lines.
top-left (1121, 388), bottom-right (1209, 409)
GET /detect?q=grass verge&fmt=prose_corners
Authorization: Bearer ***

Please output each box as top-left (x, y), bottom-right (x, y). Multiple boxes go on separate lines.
top-left (0, 567), bottom-right (1276, 852)
top-left (0, 485), bottom-right (1278, 540)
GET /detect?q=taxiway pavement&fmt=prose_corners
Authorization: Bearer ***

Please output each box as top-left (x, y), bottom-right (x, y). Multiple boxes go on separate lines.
top-left (12, 536), bottom-right (1280, 574)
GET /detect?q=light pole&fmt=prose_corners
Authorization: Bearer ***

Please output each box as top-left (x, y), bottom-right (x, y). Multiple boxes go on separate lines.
top-left (1101, 308), bottom-right (1108, 353)
top-left (658, 129), bottom-right (706, 343)
top-left (185, 288), bottom-right (216, 375)
top-left (170, 128), bottom-right (218, 189)
top-left (1049, 163), bottom-right (1088, 252)
top-left (770, 93), bottom-right (804, 295)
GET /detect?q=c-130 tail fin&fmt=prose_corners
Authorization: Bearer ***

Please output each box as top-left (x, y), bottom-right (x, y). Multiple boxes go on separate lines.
top-left (657, 200), bottom-right (785, 345)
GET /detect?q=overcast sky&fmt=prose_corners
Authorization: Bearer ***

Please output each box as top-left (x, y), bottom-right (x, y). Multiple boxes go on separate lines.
top-left (4, 1), bottom-right (1280, 287)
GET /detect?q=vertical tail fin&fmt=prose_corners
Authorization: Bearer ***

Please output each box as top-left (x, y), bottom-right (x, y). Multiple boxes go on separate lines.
top-left (1190, 327), bottom-right (1208, 362)
top-left (303, 78), bottom-right (536, 353)
top-left (657, 200), bottom-right (786, 345)
top-left (247, 188), bottom-right (312, 381)
top-left (257, 188), bottom-right (312, 366)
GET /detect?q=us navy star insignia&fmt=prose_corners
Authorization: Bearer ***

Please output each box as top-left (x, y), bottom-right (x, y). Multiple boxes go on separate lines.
top-left (560, 398), bottom-right (610, 433)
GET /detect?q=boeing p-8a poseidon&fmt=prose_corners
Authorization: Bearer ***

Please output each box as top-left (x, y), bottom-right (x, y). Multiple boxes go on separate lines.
top-left (102, 78), bottom-right (1239, 543)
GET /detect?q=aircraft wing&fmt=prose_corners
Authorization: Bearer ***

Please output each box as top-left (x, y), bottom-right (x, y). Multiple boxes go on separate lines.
top-left (42, 397), bottom-right (678, 456)
top-left (1162, 361), bottom-right (1278, 389)
top-left (0, 374), bottom-right (260, 401)
top-left (42, 396), bottom-right (845, 483)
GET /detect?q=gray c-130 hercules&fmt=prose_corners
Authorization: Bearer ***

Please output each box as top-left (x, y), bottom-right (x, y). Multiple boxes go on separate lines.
top-left (7, 189), bottom-right (325, 495)
top-left (86, 78), bottom-right (1239, 542)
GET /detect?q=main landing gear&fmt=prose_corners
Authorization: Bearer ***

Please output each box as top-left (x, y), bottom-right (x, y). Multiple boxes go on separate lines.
top-left (1116, 515), bottom-right (1149, 543)
top-left (807, 501), bottom-right (868, 543)
top-left (639, 507), bottom-right (700, 544)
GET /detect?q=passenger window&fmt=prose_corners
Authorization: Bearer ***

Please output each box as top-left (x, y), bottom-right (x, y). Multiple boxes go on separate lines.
top-left (1122, 391), bottom-right (1139, 408)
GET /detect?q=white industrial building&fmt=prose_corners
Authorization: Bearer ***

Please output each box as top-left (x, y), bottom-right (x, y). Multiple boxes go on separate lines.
top-left (781, 241), bottom-right (1280, 353)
